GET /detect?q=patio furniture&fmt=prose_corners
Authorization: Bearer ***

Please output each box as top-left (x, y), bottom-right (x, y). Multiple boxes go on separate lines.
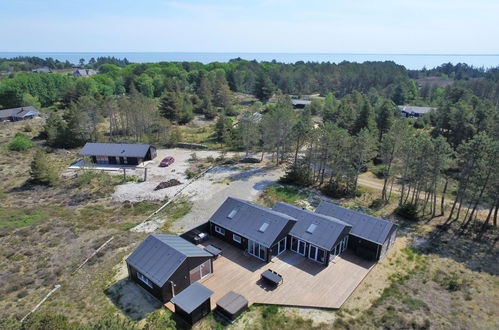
top-left (261, 269), bottom-right (283, 286)
top-left (204, 244), bottom-right (222, 259)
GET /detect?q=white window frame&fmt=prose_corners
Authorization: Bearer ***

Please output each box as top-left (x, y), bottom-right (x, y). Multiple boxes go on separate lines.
top-left (137, 271), bottom-right (153, 288)
top-left (233, 234), bottom-right (242, 243)
top-left (214, 225), bottom-right (225, 235)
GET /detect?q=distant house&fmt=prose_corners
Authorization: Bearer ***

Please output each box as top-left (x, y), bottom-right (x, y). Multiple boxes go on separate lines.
top-left (32, 67), bottom-right (52, 73)
top-left (79, 142), bottom-right (157, 166)
top-left (126, 234), bottom-right (213, 303)
top-left (72, 69), bottom-right (97, 77)
top-left (398, 105), bottom-right (435, 118)
top-left (272, 202), bottom-right (352, 265)
top-left (290, 99), bottom-right (312, 109)
top-left (208, 197), bottom-right (297, 262)
top-left (315, 202), bottom-right (397, 261)
top-left (237, 111), bottom-right (262, 123)
top-left (0, 106), bottom-right (39, 122)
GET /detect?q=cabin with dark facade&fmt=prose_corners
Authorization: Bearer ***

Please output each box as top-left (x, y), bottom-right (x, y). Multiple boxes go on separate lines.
top-left (315, 201), bottom-right (397, 261)
top-left (125, 234), bottom-right (213, 303)
top-left (290, 99), bottom-right (312, 109)
top-left (208, 197), bottom-right (297, 262)
top-left (79, 142), bottom-right (156, 166)
top-left (0, 106), bottom-right (39, 122)
top-left (272, 202), bottom-right (352, 266)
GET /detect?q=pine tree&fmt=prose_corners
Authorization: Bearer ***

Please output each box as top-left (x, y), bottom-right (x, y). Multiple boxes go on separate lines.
top-left (30, 150), bottom-right (59, 186)
top-left (254, 73), bottom-right (274, 102)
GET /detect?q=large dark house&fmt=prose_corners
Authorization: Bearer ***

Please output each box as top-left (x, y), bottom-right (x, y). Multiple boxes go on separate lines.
top-left (79, 142), bottom-right (156, 166)
top-left (272, 202), bottom-right (352, 266)
top-left (126, 234), bottom-right (213, 303)
top-left (315, 201), bottom-right (397, 261)
top-left (290, 99), bottom-right (312, 109)
top-left (208, 197), bottom-right (297, 262)
top-left (209, 197), bottom-right (397, 263)
top-left (0, 106), bottom-right (39, 122)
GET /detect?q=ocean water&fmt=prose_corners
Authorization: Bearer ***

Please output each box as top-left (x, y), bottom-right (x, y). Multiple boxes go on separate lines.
top-left (1, 52), bottom-right (498, 70)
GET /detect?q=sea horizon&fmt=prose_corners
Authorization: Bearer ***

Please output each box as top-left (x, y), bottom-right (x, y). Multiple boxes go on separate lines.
top-left (1, 52), bottom-right (499, 70)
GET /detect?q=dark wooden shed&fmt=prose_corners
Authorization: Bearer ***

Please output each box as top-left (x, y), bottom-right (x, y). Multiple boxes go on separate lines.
top-left (171, 282), bottom-right (213, 325)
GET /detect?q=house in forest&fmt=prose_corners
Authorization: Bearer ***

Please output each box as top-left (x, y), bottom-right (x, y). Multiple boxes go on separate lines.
top-left (126, 234), bottom-right (213, 303)
top-left (32, 67), bottom-right (52, 73)
top-left (0, 106), bottom-right (39, 122)
top-left (398, 105), bottom-right (435, 118)
top-left (290, 99), bottom-right (311, 109)
top-left (79, 142), bottom-right (156, 166)
top-left (208, 197), bottom-right (397, 263)
top-left (72, 69), bottom-right (97, 77)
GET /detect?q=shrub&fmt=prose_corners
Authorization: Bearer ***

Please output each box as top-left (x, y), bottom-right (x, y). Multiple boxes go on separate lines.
top-left (322, 182), bottom-right (355, 198)
top-left (7, 133), bottom-right (34, 151)
top-left (402, 297), bottom-right (428, 311)
top-left (371, 165), bottom-right (388, 179)
top-left (395, 203), bottom-right (418, 220)
top-left (30, 150), bottom-right (59, 186)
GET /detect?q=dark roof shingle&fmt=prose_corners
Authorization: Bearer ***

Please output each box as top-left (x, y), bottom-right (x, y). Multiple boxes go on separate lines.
top-left (125, 234), bottom-right (211, 287)
top-left (209, 197), bottom-right (296, 248)
top-left (272, 202), bottom-right (352, 251)
top-left (79, 142), bottom-right (153, 158)
top-left (315, 201), bottom-right (396, 244)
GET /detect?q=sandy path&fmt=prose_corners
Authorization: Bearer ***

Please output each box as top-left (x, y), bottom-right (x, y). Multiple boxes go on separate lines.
top-left (170, 166), bottom-right (283, 233)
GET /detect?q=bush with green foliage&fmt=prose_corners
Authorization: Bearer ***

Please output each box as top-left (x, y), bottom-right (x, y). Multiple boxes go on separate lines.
top-left (395, 202), bottom-right (418, 220)
top-left (7, 133), bottom-right (34, 151)
top-left (30, 150), bottom-right (59, 186)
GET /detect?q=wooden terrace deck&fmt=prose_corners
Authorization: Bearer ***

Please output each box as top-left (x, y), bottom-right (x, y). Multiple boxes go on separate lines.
top-left (199, 237), bottom-right (375, 309)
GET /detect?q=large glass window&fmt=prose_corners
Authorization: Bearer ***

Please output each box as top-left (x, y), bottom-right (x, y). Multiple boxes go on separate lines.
top-left (248, 240), bottom-right (266, 261)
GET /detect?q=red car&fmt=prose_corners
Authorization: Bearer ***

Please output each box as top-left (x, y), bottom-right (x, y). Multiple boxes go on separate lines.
top-left (159, 156), bottom-right (175, 167)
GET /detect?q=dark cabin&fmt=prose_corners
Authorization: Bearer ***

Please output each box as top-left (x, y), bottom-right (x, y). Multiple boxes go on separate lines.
top-left (398, 105), bottom-right (435, 118)
top-left (126, 234), bottom-right (213, 303)
top-left (290, 99), bottom-right (311, 109)
top-left (315, 202), bottom-right (397, 261)
top-left (208, 197), bottom-right (297, 263)
top-left (79, 142), bottom-right (157, 166)
top-left (272, 202), bottom-right (352, 266)
top-left (170, 282), bottom-right (213, 325)
top-left (0, 106), bottom-right (39, 122)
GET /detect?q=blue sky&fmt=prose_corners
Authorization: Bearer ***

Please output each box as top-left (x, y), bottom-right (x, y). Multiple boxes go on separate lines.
top-left (1, 0), bottom-right (498, 53)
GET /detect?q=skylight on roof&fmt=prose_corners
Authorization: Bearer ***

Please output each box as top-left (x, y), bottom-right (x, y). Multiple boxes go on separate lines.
top-left (258, 222), bottom-right (269, 233)
top-left (306, 223), bottom-right (317, 234)
top-left (227, 208), bottom-right (239, 219)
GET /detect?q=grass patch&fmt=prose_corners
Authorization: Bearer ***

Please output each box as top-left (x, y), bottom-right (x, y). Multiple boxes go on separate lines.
top-left (161, 197), bottom-right (193, 232)
top-left (402, 297), bottom-right (428, 311)
top-left (0, 208), bottom-right (49, 228)
top-left (259, 184), bottom-right (309, 208)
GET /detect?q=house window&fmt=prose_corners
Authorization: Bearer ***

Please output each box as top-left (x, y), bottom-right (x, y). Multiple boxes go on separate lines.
top-left (189, 260), bottom-right (212, 283)
top-left (95, 155), bottom-right (109, 164)
top-left (214, 225), bottom-right (225, 235)
top-left (137, 272), bottom-right (153, 288)
top-left (233, 234), bottom-right (242, 243)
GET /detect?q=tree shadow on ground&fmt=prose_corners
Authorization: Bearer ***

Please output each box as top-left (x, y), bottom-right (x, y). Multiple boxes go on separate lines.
top-left (104, 278), bottom-right (162, 321)
top-left (413, 224), bottom-right (499, 275)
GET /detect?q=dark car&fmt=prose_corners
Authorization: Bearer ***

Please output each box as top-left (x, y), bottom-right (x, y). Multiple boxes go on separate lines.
top-left (159, 156), bottom-right (175, 167)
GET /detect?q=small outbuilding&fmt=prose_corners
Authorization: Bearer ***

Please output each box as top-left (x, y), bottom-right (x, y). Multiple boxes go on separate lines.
top-left (0, 106), bottom-right (39, 122)
top-left (79, 142), bottom-right (157, 166)
top-left (170, 282), bottom-right (213, 325)
top-left (216, 291), bottom-right (248, 322)
top-left (126, 234), bottom-right (213, 303)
